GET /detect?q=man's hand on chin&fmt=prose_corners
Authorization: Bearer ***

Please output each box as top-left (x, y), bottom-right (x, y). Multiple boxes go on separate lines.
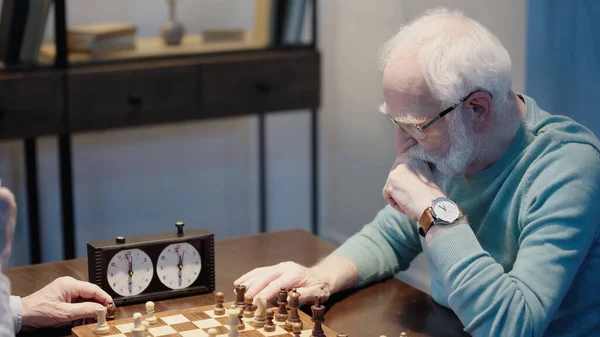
top-left (382, 156), bottom-right (446, 220)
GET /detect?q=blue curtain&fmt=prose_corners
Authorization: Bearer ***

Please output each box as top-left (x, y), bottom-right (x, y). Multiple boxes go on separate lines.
top-left (526, 0), bottom-right (600, 136)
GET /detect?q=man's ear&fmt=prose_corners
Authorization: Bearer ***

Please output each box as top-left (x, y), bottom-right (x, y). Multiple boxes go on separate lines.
top-left (465, 91), bottom-right (493, 133)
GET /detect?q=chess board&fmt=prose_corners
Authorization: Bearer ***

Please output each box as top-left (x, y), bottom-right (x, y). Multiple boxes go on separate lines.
top-left (71, 302), bottom-right (340, 337)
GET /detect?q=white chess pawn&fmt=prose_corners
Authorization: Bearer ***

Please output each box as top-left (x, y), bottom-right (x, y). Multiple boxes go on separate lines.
top-left (141, 320), bottom-right (150, 332)
top-left (131, 326), bottom-right (146, 337)
top-left (133, 312), bottom-right (143, 328)
top-left (145, 301), bottom-right (157, 324)
top-left (94, 307), bottom-right (110, 334)
top-left (207, 328), bottom-right (218, 337)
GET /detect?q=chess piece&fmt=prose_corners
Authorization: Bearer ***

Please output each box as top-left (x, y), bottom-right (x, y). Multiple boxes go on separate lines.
top-left (207, 328), bottom-right (218, 337)
top-left (243, 294), bottom-right (256, 318)
top-left (106, 301), bottom-right (116, 320)
top-left (227, 306), bottom-right (240, 337)
top-left (146, 301), bottom-right (157, 324)
top-left (94, 307), bottom-right (110, 334)
top-left (253, 297), bottom-right (267, 327)
top-left (237, 304), bottom-right (245, 330)
top-left (292, 322), bottom-right (302, 337)
top-left (214, 292), bottom-right (226, 315)
top-left (131, 326), bottom-right (146, 337)
top-left (310, 296), bottom-right (326, 337)
top-left (133, 312), bottom-right (143, 328)
top-left (276, 287), bottom-right (288, 322)
top-left (400, 333), bottom-right (408, 336)
top-left (264, 308), bottom-right (276, 332)
top-left (336, 334), bottom-right (348, 337)
top-left (235, 284), bottom-right (247, 306)
top-left (141, 320), bottom-right (150, 332)
top-left (285, 289), bottom-right (302, 331)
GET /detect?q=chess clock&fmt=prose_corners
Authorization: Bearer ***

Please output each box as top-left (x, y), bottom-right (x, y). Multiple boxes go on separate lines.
top-left (87, 222), bottom-right (215, 305)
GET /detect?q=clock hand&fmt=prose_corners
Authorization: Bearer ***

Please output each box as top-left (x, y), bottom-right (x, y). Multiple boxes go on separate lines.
top-left (126, 255), bottom-right (133, 277)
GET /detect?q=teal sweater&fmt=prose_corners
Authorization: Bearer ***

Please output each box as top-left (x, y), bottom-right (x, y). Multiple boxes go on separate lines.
top-left (333, 95), bottom-right (600, 337)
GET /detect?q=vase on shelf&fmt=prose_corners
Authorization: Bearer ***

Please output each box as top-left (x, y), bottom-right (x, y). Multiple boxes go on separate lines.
top-left (160, 0), bottom-right (184, 46)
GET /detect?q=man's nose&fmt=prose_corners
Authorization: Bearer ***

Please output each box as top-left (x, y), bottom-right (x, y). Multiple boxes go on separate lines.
top-left (395, 128), bottom-right (417, 154)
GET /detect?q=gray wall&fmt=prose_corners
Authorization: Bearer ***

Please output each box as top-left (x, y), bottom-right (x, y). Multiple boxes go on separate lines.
top-left (0, 1), bottom-right (526, 294)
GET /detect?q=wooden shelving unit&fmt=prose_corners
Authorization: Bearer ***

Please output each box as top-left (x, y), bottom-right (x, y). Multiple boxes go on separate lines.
top-left (0, 0), bottom-right (320, 264)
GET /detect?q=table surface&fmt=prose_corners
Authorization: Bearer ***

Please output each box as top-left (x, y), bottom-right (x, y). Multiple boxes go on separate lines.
top-left (6, 229), bottom-right (468, 337)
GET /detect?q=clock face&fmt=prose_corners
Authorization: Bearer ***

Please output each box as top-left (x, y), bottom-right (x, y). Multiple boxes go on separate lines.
top-left (433, 199), bottom-right (460, 222)
top-left (156, 243), bottom-right (202, 289)
top-left (106, 249), bottom-right (154, 297)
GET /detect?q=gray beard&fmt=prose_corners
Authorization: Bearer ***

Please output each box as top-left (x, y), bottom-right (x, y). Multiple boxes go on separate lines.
top-left (408, 110), bottom-right (478, 179)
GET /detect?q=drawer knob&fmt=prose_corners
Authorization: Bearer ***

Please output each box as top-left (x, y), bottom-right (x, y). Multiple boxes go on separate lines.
top-left (127, 94), bottom-right (144, 108)
top-left (255, 82), bottom-right (271, 94)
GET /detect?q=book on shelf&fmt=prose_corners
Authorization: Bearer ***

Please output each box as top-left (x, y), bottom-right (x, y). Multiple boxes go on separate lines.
top-left (67, 22), bottom-right (136, 54)
top-left (269, 0), bottom-right (313, 47)
top-left (0, 0), bottom-right (30, 65)
top-left (20, 0), bottom-right (53, 64)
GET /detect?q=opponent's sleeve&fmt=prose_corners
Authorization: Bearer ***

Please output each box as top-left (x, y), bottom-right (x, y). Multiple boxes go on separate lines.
top-left (331, 204), bottom-right (423, 286)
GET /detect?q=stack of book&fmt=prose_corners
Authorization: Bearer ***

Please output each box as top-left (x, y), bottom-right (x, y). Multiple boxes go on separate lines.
top-left (67, 22), bottom-right (137, 58)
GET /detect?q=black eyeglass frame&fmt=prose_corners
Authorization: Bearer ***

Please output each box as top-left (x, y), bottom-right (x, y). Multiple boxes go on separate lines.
top-left (387, 90), bottom-right (488, 140)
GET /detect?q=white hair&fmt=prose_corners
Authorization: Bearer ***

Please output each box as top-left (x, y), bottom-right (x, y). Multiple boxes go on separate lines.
top-left (377, 7), bottom-right (513, 112)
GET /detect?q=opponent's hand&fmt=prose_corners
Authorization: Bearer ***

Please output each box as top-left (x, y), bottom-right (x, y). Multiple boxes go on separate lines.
top-left (382, 156), bottom-right (445, 220)
top-left (234, 262), bottom-right (332, 305)
top-left (21, 276), bottom-right (113, 329)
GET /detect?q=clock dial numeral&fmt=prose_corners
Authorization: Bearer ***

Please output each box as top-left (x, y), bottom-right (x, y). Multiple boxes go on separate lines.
top-left (106, 248), bottom-right (154, 297)
top-left (156, 243), bottom-right (202, 290)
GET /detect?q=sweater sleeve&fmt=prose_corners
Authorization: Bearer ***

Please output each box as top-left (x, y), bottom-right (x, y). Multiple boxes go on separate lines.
top-left (427, 143), bottom-right (600, 337)
top-left (331, 204), bottom-right (423, 287)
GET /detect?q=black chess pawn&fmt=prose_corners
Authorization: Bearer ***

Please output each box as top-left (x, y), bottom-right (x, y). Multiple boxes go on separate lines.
top-left (264, 308), bottom-right (276, 332)
top-left (106, 301), bottom-right (116, 320)
top-left (214, 292), bottom-right (225, 315)
top-left (243, 294), bottom-right (256, 318)
top-left (276, 287), bottom-right (289, 322)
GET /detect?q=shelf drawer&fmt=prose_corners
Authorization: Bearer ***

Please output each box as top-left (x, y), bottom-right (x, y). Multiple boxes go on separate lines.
top-left (0, 72), bottom-right (63, 140)
top-left (69, 64), bottom-right (200, 132)
top-left (200, 51), bottom-right (320, 117)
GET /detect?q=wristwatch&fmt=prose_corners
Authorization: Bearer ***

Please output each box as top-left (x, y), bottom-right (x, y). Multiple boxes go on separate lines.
top-left (418, 197), bottom-right (463, 237)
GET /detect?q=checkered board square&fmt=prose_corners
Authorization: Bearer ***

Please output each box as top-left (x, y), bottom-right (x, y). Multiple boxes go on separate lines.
top-left (71, 301), bottom-right (340, 337)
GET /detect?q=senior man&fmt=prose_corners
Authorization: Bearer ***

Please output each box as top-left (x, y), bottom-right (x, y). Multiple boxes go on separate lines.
top-left (0, 181), bottom-right (113, 336)
top-left (235, 7), bottom-right (600, 337)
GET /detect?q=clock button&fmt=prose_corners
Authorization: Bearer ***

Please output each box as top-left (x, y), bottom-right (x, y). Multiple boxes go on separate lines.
top-left (116, 236), bottom-right (126, 244)
top-left (176, 222), bottom-right (185, 236)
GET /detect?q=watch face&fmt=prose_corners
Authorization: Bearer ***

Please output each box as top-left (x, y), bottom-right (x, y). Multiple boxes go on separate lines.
top-left (432, 198), bottom-right (460, 223)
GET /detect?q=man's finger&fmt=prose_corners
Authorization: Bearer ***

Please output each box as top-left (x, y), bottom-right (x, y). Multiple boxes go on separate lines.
top-left (59, 302), bottom-right (106, 322)
top-left (245, 270), bottom-right (285, 298)
top-left (255, 273), bottom-right (303, 302)
top-left (234, 265), bottom-right (272, 286)
top-left (294, 284), bottom-right (328, 305)
top-left (63, 277), bottom-right (112, 305)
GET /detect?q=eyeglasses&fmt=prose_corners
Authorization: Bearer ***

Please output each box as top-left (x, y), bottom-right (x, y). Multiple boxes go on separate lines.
top-left (386, 90), bottom-right (481, 140)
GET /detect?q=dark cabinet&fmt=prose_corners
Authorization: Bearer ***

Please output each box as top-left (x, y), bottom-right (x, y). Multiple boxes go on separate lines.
top-left (0, 72), bottom-right (63, 140)
top-left (68, 63), bottom-right (200, 132)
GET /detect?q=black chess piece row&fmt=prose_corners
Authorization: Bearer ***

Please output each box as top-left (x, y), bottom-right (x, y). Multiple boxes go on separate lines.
top-left (225, 284), bottom-right (339, 337)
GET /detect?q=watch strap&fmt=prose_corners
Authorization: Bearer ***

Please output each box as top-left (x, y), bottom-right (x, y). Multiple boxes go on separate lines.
top-left (418, 208), bottom-right (435, 237)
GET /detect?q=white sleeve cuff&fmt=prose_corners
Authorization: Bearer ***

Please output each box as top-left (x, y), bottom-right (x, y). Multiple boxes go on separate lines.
top-left (10, 295), bottom-right (21, 333)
